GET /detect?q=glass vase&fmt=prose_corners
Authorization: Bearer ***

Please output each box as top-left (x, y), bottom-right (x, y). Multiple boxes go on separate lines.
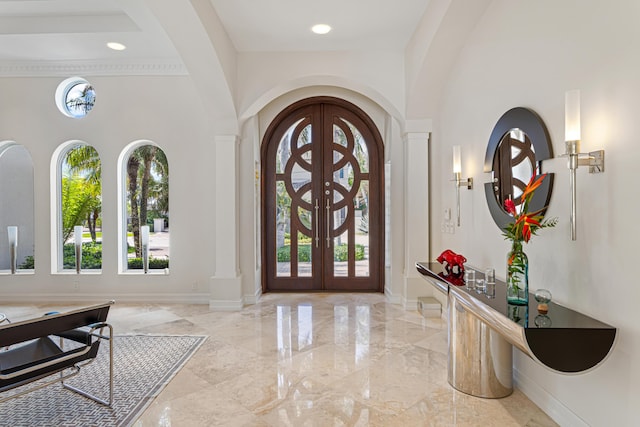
top-left (506, 241), bottom-right (529, 305)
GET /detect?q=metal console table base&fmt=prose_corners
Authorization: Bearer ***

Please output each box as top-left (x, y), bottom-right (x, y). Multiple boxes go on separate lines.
top-left (448, 293), bottom-right (513, 398)
top-left (417, 261), bottom-right (617, 399)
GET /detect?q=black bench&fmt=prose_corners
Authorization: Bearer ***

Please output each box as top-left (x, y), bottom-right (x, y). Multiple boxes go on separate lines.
top-left (0, 301), bottom-right (115, 407)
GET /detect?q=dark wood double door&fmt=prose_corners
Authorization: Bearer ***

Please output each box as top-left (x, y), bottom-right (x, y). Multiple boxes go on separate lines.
top-left (262, 97), bottom-right (384, 291)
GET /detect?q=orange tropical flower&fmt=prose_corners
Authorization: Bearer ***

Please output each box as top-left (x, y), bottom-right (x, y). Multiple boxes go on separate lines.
top-left (519, 174), bottom-right (546, 202)
top-left (503, 174), bottom-right (557, 244)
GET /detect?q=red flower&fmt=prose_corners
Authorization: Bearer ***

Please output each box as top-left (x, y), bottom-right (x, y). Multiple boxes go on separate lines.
top-left (504, 198), bottom-right (516, 215)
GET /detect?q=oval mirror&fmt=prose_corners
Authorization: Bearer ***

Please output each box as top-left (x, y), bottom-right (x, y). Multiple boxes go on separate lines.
top-left (492, 128), bottom-right (535, 212)
top-left (484, 108), bottom-right (554, 230)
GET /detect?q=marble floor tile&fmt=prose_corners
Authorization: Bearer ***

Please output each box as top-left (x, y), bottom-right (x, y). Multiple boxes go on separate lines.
top-left (0, 294), bottom-right (558, 426)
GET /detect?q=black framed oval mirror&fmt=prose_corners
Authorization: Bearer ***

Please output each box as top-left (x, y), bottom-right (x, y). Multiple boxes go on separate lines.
top-left (484, 107), bottom-right (554, 230)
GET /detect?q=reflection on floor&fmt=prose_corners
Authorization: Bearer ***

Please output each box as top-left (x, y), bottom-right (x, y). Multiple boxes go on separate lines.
top-left (1, 294), bottom-right (558, 426)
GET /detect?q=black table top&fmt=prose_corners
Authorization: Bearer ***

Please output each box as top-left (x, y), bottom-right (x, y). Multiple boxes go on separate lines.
top-left (416, 262), bottom-right (613, 330)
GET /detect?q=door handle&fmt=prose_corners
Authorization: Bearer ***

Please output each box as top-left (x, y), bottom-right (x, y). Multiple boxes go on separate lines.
top-left (326, 198), bottom-right (331, 248)
top-left (314, 199), bottom-right (320, 248)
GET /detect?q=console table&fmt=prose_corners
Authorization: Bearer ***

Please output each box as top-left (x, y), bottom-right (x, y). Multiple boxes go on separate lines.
top-left (416, 262), bottom-right (616, 398)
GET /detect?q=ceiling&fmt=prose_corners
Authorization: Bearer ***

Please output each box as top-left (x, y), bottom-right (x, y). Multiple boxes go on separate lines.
top-left (210, 0), bottom-right (430, 52)
top-left (0, 0), bottom-right (430, 75)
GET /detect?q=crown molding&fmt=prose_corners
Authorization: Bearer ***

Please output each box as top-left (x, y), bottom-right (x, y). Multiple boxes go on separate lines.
top-left (0, 59), bottom-right (188, 77)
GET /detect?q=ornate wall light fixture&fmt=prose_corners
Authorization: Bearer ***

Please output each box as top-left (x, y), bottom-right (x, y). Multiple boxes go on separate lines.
top-left (563, 90), bottom-right (605, 240)
top-left (453, 145), bottom-right (473, 226)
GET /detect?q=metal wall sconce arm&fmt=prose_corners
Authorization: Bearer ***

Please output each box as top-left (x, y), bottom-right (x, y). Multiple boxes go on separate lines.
top-left (563, 90), bottom-right (605, 241)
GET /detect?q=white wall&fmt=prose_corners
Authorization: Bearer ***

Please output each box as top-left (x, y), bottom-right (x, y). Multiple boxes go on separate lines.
top-left (0, 75), bottom-right (218, 302)
top-left (429, 0), bottom-right (640, 425)
top-left (0, 72), bottom-right (417, 310)
top-left (238, 84), bottom-right (410, 304)
top-left (237, 52), bottom-right (405, 122)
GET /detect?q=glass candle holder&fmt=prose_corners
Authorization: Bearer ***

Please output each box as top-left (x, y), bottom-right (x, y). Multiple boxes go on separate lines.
top-left (464, 269), bottom-right (475, 290)
top-left (484, 268), bottom-right (495, 297)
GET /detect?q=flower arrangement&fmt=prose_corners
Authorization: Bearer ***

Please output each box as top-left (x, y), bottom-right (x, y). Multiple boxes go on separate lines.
top-left (503, 173), bottom-right (558, 244)
top-left (503, 173), bottom-right (557, 305)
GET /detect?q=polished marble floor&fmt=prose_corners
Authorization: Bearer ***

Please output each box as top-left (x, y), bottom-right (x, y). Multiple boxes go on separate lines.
top-left (1, 294), bottom-right (557, 426)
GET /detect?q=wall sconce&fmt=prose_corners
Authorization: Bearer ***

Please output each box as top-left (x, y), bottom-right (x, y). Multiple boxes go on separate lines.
top-left (7, 226), bottom-right (17, 274)
top-left (453, 145), bottom-right (473, 226)
top-left (141, 225), bottom-right (150, 274)
top-left (74, 225), bottom-right (83, 274)
top-left (563, 90), bottom-right (605, 240)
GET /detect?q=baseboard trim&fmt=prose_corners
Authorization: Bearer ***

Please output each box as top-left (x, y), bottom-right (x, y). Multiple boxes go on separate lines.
top-left (209, 298), bottom-right (244, 311)
top-left (384, 286), bottom-right (403, 305)
top-left (243, 288), bottom-right (262, 305)
top-left (515, 367), bottom-right (587, 427)
top-left (0, 293), bottom-right (210, 304)
top-left (403, 297), bottom-right (419, 311)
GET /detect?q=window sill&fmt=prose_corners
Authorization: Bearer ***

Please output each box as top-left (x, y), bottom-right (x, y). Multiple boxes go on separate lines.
top-left (53, 270), bottom-right (102, 275)
top-left (119, 269), bottom-right (170, 276)
top-left (0, 269), bottom-right (35, 275)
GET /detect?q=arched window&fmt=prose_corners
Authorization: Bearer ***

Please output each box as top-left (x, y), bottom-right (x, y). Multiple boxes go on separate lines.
top-left (0, 142), bottom-right (35, 274)
top-left (51, 141), bottom-right (102, 273)
top-left (117, 141), bottom-right (169, 273)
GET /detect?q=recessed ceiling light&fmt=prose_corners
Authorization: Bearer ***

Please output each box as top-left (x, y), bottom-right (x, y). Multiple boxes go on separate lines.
top-left (107, 42), bottom-right (126, 51)
top-left (311, 24), bottom-right (332, 35)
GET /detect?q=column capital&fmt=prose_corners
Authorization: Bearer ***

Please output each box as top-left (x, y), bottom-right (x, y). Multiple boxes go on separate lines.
top-left (214, 135), bottom-right (239, 145)
top-left (404, 132), bottom-right (430, 143)
top-left (404, 119), bottom-right (432, 135)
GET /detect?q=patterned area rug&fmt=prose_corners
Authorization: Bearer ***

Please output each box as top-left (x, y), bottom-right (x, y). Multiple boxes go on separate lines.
top-left (0, 335), bottom-right (206, 427)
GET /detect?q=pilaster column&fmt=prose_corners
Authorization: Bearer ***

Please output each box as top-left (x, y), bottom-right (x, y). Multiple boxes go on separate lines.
top-left (210, 135), bottom-right (243, 310)
top-left (403, 127), bottom-right (431, 308)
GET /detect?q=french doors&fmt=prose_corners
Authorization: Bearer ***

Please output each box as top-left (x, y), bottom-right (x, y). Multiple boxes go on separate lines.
top-left (262, 97), bottom-right (383, 292)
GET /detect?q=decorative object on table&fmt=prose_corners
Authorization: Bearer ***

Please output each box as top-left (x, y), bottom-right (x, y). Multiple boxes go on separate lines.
top-left (534, 288), bottom-right (552, 314)
top-left (436, 249), bottom-right (467, 275)
top-left (464, 269), bottom-right (476, 290)
top-left (484, 268), bottom-right (496, 298)
top-left (438, 271), bottom-right (465, 286)
top-left (503, 174), bottom-right (557, 305)
top-left (534, 314), bottom-right (552, 328)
